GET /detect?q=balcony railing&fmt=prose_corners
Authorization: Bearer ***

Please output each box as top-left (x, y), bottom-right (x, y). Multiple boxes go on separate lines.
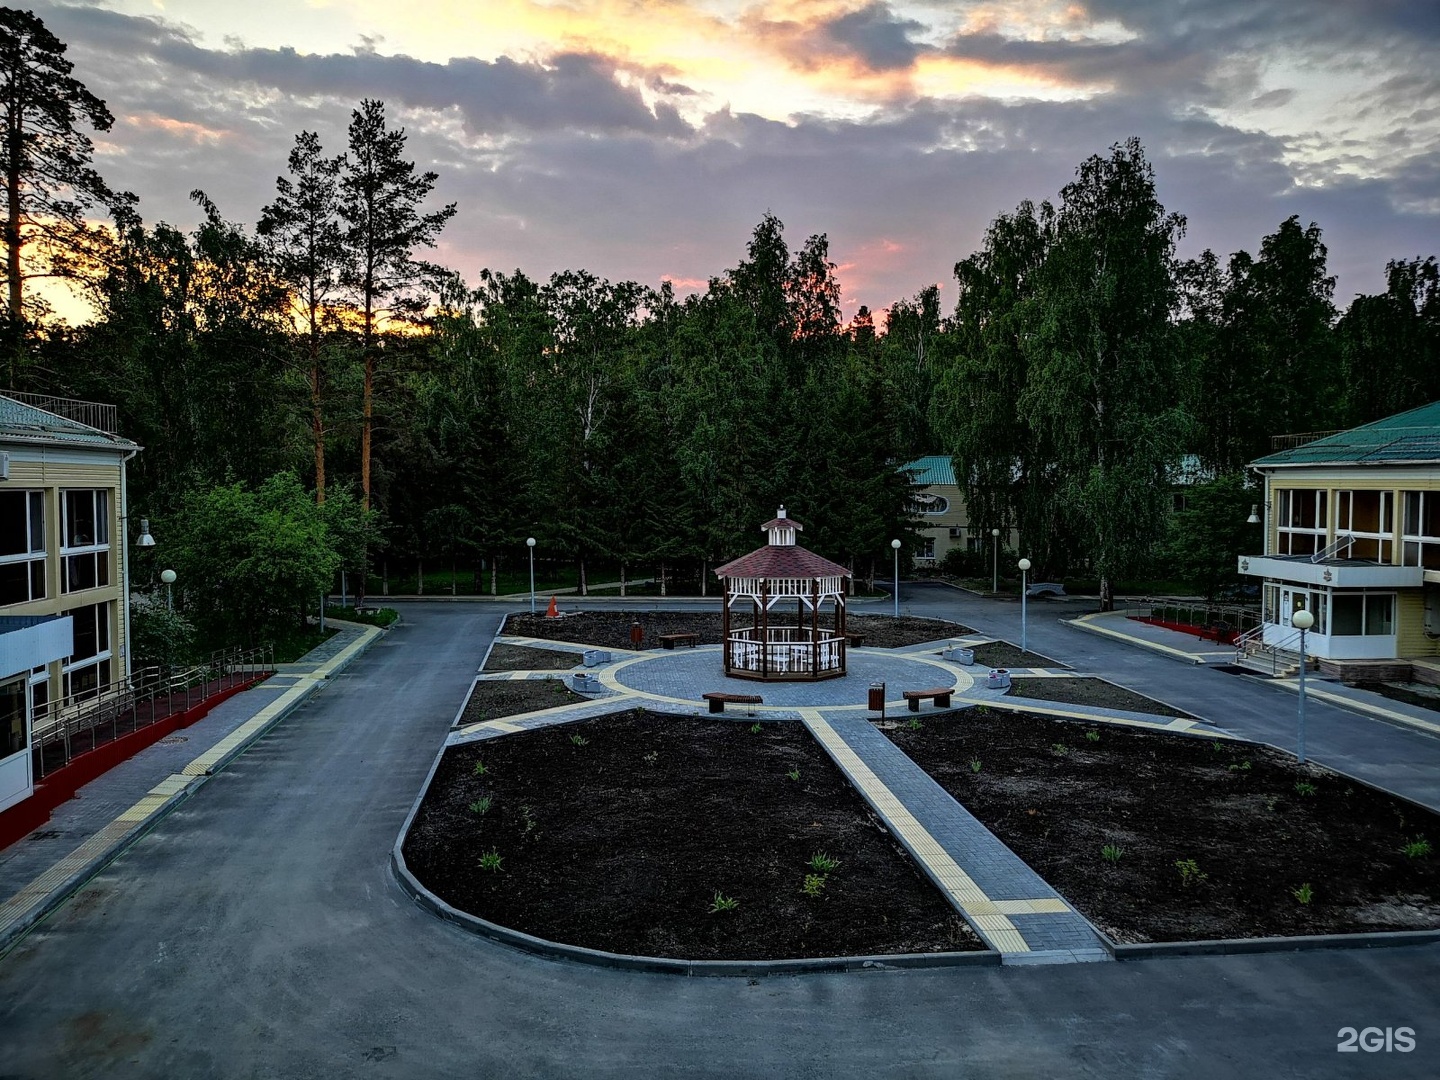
top-left (3, 390), bottom-right (119, 434)
top-left (725, 625), bottom-right (845, 680)
top-left (1270, 430), bottom-right (1343, 451)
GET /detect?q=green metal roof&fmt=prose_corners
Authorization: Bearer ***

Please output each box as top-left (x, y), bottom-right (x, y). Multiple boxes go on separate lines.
top-left (1251, 402), bottom-right (1440, 468)
top-left (0, 394), bottom-right (138, 451)
top-left (903, 455), bottom-right (956, 487)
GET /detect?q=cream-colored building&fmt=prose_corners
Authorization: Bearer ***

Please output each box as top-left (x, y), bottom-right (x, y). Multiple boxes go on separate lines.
top-left (1240, 402), bottom-right (1440, 670)
top-left (1, 393), bottom-right (140, 811)
top-left (903, 456), bottom-right (1015, 569)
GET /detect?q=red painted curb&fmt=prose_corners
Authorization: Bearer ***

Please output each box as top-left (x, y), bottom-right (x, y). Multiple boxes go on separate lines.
top-left (0, 675), bottom-right (269, 851)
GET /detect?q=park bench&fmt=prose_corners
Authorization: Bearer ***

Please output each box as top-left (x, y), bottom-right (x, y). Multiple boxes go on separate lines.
top-left (903, 687), bottom-right (953, 712)
top-left (1025, 582), bottom-right (1066, 598)
top-left (658, 632), bottom-right (700, 649)
top-left (703, 692), bottom-right (764, 714)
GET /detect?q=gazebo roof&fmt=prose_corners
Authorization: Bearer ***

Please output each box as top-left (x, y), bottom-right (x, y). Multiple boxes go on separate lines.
top-left (715, 544), bottom-right (851, 580)
top-left (760, 515), bottom-right (802, 532)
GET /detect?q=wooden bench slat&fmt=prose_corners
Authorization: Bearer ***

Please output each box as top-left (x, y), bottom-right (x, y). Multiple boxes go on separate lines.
top-left (902, 687), bottom-right (953, 712)
top-left (703, 691), bottom-right (764, 713)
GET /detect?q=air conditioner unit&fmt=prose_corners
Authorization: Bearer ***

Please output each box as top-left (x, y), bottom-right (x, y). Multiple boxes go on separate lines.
top-left (948, 527), bottom-right (965, 538)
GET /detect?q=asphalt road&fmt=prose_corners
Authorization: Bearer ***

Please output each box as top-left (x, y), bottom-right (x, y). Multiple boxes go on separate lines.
top-left (1, 598), bottom-right (1438, 1078)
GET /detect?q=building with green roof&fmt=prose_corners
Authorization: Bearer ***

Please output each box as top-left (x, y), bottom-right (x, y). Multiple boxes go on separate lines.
top-left (901, 455), bottom-right (1015, 571)
top-left (1, 393), bottom-right (142, 814)
top-left (1240, 401), bottom-right (1440, 673)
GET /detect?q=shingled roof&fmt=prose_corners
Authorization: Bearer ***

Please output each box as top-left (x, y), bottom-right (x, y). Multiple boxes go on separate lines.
top-left (714, 544), bottom-right (851, 580)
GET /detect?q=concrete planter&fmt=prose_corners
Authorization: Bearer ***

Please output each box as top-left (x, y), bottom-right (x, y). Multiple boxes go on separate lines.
top-left (943, 646), bottom-right (975, 665)
top-left (985, 669), bottom-right (1011, 690)
top-left (583, 649), bottom-right (611, 668)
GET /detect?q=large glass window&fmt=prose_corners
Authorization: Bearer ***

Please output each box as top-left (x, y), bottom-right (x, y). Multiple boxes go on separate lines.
top-left (1336, 490), bottom-right (1394, 562)
top-left (1, 678), bottom-right (24, 760)
top-left (1401, 492), bottom-right (1440, 568)
top-left (908, 493), bottom-right (950, 516)
top-left (0, 490), bottom-right (46, 606)
top-left (62, 601), bottom-right (112, 701)
top-left (1275, 489), bottom-right (1327, 556)
top-left (1329, 592), bottom-right (1394, 636)
top-left (61, 489), bottom-right (110, 594)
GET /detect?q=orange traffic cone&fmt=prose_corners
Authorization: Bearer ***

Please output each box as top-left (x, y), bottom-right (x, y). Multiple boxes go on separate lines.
top-left (545, 596), bottom-right (559, 618)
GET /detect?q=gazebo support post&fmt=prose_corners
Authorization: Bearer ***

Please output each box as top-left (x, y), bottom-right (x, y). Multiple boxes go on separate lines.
top-left (760, 579), bottom-right (769, 679)
top-left (812, 577), bottom-right (820, 679)
top-left (723, 584), bottom-right (732, 675)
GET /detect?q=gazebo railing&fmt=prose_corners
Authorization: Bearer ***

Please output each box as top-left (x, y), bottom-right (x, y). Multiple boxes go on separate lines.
top-left (726, 625), bottom-right (845, 678)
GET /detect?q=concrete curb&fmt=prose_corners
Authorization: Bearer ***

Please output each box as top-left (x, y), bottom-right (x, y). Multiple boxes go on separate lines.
top-left (1104, 927), bottom-right (1440, 961)
top-left (1264, 679), bottom-right (1440, 741)
top-left (0, 624), bottom-right (384, 958)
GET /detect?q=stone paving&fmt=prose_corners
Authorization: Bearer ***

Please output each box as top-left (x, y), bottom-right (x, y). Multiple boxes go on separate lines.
top-left (444, 632), bottom-right (1227, 962)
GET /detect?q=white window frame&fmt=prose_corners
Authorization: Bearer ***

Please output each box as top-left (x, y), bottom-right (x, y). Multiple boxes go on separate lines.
top-left (1335, 490), bottom-right (1394, 563)
top-left (62, 601), bottom-right (113, 701)
top-left (60, 489), bottom-right (111, 595)
top-left (0, 489), bottom-right (46, 606)
top-left (1402, 491), bottom-right (1440, 568)
top-left (1275, 489), bottom-right (1327, 556)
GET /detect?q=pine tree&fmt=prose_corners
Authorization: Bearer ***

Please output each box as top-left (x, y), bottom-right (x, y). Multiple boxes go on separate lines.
top-left (338, 98), bottom-right (456, 511)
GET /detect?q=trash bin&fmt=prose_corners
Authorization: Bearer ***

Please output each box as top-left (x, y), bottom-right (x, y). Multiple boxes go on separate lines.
top-left (868, 681), bottom-right (886, 715)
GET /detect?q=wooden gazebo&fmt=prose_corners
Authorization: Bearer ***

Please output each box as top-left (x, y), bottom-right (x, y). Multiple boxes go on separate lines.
top-left (714, 507), bottom-right (852, 681)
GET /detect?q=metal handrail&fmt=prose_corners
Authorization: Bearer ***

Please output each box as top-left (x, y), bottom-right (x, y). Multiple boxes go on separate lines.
top-left (29, 644), bottom-right (276, 778)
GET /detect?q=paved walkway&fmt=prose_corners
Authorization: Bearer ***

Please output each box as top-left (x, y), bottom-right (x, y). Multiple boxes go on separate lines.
top-left (442, 631), bottom-right (1228, 962)
top-left (0, 621), bottom-right (382, 954)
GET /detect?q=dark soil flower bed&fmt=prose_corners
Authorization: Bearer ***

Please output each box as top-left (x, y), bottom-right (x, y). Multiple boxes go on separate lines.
top-left (457, 679), bottom-right (588, 725)
top-left (1007, 677), bottom-right (1194, 718)
top-left (403, 710), bottom-right (980, 959)
top-left (968, 642), bottom-right (1061, 668)
top-left (503, 611), bottom-right (971, 650)
top-left (887, 708), bottom-right (1440, 943)
top-left (483, 643), bottom-right (579, 671)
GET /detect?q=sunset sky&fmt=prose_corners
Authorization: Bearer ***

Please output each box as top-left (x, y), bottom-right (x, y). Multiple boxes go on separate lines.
top-left (34, 0), bottom-right (1440, 321)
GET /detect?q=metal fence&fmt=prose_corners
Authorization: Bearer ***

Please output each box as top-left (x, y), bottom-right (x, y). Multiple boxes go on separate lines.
top-left (30, 645), bottom-right (275, 779)
top-left (1125, 597), bottom-right (1262, 642)
top-left (3, 390), bottom-right (120, 434)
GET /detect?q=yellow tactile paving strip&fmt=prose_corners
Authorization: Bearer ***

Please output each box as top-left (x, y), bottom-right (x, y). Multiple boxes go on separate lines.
top-left (0, 625), bottom-right (382, 948)
top-left (801, 709), bottom-right (1079, 955)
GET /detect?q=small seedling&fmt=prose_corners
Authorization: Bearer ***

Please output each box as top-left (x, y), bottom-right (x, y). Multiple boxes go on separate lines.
top-left (709, 892), bottom-right (739, 913)
top-left (749, 723), bottom-right (763, 734)
top-left (1265, 796), bottom-right (1279, 811)
top-left (1293, 882), bottom-right (1314, 905)
top-left (969, 758), bottom-right (982, 773)
top-left (643, 751), bottom-right (658, 765)
top-left (1294, 781), bottom-right (1318, 796)
top-left (1175, 858), bottom-right (1208, 888)
top-left (1101, 844), bottom-right (1124, 863)
top-left (801, 874), bottom-right (827, 898)
top-left (1227, 760), bottom-right (1252, 773)
top-left (809, 852), bottom-right (841, 873)
top-left (787, 768), bottom-right (801, 781)
top-left (907, 717), bottom-right (923, 731)
top-left (1051, 742), bottom-right (1069, 756)
top-left (478, 850), bottom-right (503, 872)
top-left (1210, 742), bottom-right (1222, 753)
top-left (1085, 730), bottom-right (1101, 743)
top-left (570, 734), bottom-right (589, 746)
top-left (469, 796), bottom-right (493, 815)
top-left (520, 805), bottom-right (537, 837)
top-left (472, 760), bottom-right (488, 777)
top-left (1401, 837), bottom-right (1432, 858)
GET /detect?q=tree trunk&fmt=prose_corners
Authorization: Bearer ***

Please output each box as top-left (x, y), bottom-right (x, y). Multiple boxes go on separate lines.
top-left (620, 561), bottom-right (627, 598)
top-left (382, 558), bottom-right (388, 597)
top-left (579, 557), bottom-right (588, 597)
top-left (701, 559), bottom-right (708, 598)
top-left (660, 562), bottom-right (667, 598)
top-left (1100, 574), bottom-right (1114, 612)
top-left (311, 327), bottom-right (326, 503)
top-left (417, 557), bottom-right (423, 596)
top-left (490, 556), bottom-right (498, 597)
top-left (451, 557), bottom-right (457, 595)
top-left (361, 350), bottom-right (373, 510)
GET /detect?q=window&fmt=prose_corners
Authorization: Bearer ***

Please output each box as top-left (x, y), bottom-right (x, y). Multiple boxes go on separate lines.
top-left (0, 490), bottom-right (46, 606)
top-left (1, 678), bottom-right (24, 760)
top-left (919, 537), bottom-right (936, 560)
top-left (1335, 490), bottom-right (1393, 562)
top-left (907, 492), bottom-right (950, 516)
top-left (1402, 492), bottom-right (1440, 568)
top-left (61, 489), bottom-right (110, 594)
top-left (1275, 489), bottom-right (1327, 556)
top-left (62, 601), bottom-right (112, 701)
top-left (1329, 592), bottom-right (1394, 636)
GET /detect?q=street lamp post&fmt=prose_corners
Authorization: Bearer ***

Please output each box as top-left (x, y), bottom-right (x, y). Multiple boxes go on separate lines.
top-left (891, 539), bottom-right (902, 618)
top-left (160, 569), bottom-right (176, 612)
top-left (991, 528), bottom-right (1000, 593)
top-left (1018, 558), bottom-right (1031, 654)
top-left (526, 537), bottom-right (537, 615)
top-left (1292, 608), bottom-right (1314, 763)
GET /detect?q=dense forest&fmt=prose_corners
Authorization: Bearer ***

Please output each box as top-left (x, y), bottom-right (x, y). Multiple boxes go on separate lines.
top-left (2, 10), bottom-right (1438, 642)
